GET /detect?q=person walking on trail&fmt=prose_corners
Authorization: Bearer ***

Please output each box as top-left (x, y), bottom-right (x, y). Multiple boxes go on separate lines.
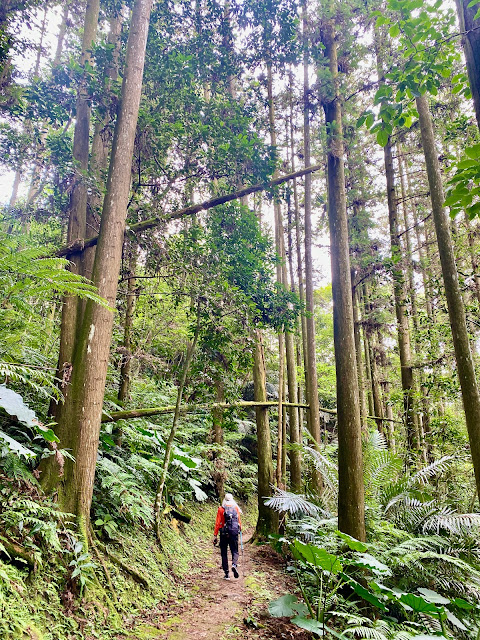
top-left (213, 493), bottom-right (242, 580)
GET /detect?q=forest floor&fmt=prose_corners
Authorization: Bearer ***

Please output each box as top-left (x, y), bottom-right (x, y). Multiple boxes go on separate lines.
top-left (116, 529), bottom-right (312, 640)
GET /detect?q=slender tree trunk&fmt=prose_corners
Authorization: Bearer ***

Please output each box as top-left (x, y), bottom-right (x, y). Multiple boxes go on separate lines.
top-left (302, 1), bottom-right (322, 459)
top-left (53, 4), bottom-right (69, 66)
top-left (118, 248), bottom-right (137, 403)
top-left (289, 72), bottom-right (310, 451)
top-left (400, 148), bottom-right (434, 319)
top-left (253, 330), bottom-right (278, 538)
top-left (352, 282), bottom-right (367, 432)
top-left (321, 18), bottom-right (365, 541)
top-left (154, 306), bottom-right (201, 540)
top-left (417, 93), bottom-right (480, 504)
top-left (49, 0), bottom-right (101, 426)
top-left (374, 34), bottom-right (417, 458)
top-left (266, 60), bottom-right (300, 492)
top-left (212, 378), bottom-right (226, 500)
top-left (384, 138), bottom-right (417, 455)
top-left (40, 0), bottom-right (154, 528)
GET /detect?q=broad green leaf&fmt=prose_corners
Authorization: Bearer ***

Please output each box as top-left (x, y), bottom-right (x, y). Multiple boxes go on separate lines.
top-left (445, 610), bottom-right (467, 631)
top-left (351, 553), bottom-right (392, 576)
top-left (452, 597), bottom-right (477, 611)
top-left (0, 385), bottom-right (38, 427)
top-left (269, 594), bottom-right (308, 617)
top-left (389, 23), bottom-right (400, 37)
top-left (399, 593), bottom-right (441, 614)
top-left (335, 530), bottom-right (367, 552)
top-left (365, 113), bottom-right (375, 129)
top-left (0, 430), bottom-right (35, 459)
top-left (457, 159), bottom-right (478, 169)
top-left (294, 540), bottom-right (342, 573)
top-left (377, 129), bottom-right (389, 147)
top-left (341, 575), bottom-right (387, 611)
top-left (465, 143), bottom-right (480, 159)
top-left (417, 588), bottom-right (449, 605)
top-left (291, 617), bottom-right (324, 633)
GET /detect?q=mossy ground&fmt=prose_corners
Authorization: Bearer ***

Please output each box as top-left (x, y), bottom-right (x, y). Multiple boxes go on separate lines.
top-left (0, 502), bottom-right (219, 640)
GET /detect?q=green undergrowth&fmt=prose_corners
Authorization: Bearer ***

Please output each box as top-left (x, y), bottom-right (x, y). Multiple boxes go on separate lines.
top-left (1, 502), bottom-right (218, 640)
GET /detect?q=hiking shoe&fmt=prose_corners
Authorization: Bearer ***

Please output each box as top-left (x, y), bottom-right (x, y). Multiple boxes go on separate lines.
top-left (223, 574), bottom-right (230, 580)
top-left (232, 565), bottom-right (239, 579)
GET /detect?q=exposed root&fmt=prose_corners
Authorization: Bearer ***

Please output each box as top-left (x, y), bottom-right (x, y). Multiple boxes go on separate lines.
top-left (0, 537), bottom-right (36, 570)
top-left (88, 526), bottom-right (118, 603)
top-left (94, 539), bottom-right (151, 589)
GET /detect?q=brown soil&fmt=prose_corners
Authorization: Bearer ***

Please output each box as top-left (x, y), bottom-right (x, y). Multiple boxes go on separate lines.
top-left (118, 530), bottom-right (312, 640)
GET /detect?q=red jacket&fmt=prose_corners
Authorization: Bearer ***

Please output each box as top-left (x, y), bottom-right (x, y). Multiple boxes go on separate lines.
top-left (214, 505), bottom-right (242, 536)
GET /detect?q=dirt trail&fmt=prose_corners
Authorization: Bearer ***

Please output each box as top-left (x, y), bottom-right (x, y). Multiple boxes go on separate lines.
top-left (121, 530), bottom-right (311, 640)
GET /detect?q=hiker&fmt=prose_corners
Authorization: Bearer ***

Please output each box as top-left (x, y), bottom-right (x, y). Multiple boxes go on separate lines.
top-left (213, 493), bottom-right (242, 580)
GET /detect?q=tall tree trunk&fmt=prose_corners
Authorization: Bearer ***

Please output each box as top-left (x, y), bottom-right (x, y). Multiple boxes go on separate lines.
top-left (118, 247), bottom-right (137, 403)
top-left (40, 0), bottom-right (154, 529)
top-left (397, 141), bottom-right (433, 463)
top-left (456, 0), bottom-right (480, 131)
top-left (302, 1), bottom-right (322, 459)
top-left (321, 18), bottom-right (365, 541)
top-left (375, 33), bottom-right (417, 458)
top-left (352, 279), bottom-right (367, 432)
top-left (212, 378), bottom-right (226, 500)
top-left (253, 330), bottom-right (278, 538)
top-left (49, 0), bottom-right (101, 426)
top-left (53, 5), bottom-right (69, 66)
top-left (416, 93), bottom-right (480, 505)
top-left (266, 60), bottom-right (300, 492)
top-left (83, 11), bottom-right (123, 285)
top-left (384, 138), bottom-right (417, 455)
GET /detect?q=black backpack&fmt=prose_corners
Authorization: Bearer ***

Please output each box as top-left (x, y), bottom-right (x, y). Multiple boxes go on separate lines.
top-left (223, 505), bottom-right (239, 535)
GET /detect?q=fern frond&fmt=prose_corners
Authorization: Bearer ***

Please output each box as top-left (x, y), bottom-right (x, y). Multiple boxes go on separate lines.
top-left (342, 625), bottom-right (388, 640)
top-left (265, 488), bottom-right (324, 517)
top-left (302, 445), bottom-right (338, 492)
top-left (408, 456), bottom-right (453, 487)
top-left (423, 512), bottom-right (480, 535)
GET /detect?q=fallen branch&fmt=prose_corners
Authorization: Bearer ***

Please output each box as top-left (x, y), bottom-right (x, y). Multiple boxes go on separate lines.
top-left (101, 401), bottom-right (402, 423)
top-left (56, 165), bottom-right (322, 257)
top-left (101, 400), bottom-right (311, 422)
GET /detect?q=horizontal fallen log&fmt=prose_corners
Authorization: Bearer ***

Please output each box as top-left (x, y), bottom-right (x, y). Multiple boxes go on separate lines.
top-left (56, 164), bottom-right (322, 257)
top-left (101, 401), bottom-right (401, 424)
top-left (101, 401), bottom-right (310, 422)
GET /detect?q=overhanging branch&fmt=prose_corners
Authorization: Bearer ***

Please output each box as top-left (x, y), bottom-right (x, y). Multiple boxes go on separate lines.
top-left (57, 165), bottom-right (322, 258)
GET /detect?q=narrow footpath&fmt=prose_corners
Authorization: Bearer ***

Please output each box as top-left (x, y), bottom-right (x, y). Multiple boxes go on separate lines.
top-left (118, 531), bottom-right (312, 640)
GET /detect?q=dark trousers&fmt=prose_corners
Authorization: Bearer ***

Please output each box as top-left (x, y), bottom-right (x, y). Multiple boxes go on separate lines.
top-left (220, 532), bottom-right (239, 574)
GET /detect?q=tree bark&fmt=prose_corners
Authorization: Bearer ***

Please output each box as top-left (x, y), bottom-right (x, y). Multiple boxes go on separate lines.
top-left (49, 0), bottom-right (101, 428)
top-left (41, 0), bottom-right (154, 526)
top-left (212, 378), bottom-right (226, 500)
top-left (416, 93), bottom-right (480, 505)
top-left (321, 18), bottom-right (365, 541)
top-left (118, 248), bottom-right (137, 403)
top-left (253, 330), bottom-right (278, 538)
top-left (302, 1), bottom-right (322, 461)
